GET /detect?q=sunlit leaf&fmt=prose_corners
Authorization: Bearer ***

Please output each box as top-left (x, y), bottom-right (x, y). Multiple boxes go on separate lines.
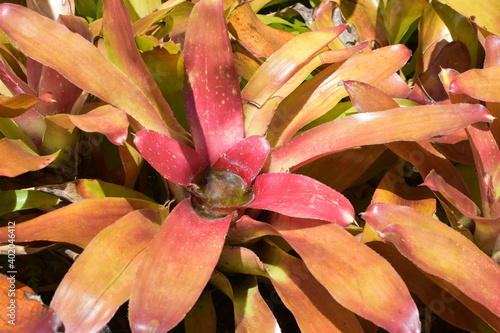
top-left (184, 0), bottom-right (244, 164)
top-left (0, 138), bottom-right (60, 177)
top-left (266, 103), bottom-right (493, 173)
top-left (261, 239), bottom-right (364, 332)
top-left (75, 179), bottom-right (155, 202)
top-left (129, 199), bottom-right (231, 332)
top-left (0, 198), bottom-right (160, 248)
top-left (0, 4), bottom-right (182, 140)
top-left (270, 213), bottom-right (420, 332)
top-left (0, 190), bottom-right (60, 216)
top-left (50, 209), bottom-right (160, 332)
top-left (134, 130), bottom-right (208, 186)
top-left (267, 44), bottom-right (411, 147)
top-left (249, 173), bottom-right (355, 226)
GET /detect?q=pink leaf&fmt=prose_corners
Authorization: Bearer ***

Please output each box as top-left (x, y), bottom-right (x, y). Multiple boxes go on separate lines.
top-left (134, 130), bottom-right (208, 186)
top-left (248, 173), bottom-right (355, 226)
top-left (212, 136), bottom-right (270, 187)
top-left (184, 0), bottom-right (244, 164)
top-left (129, 199), bottom-right (232, 332)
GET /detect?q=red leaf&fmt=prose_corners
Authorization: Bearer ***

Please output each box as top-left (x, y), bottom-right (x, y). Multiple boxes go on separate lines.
top-left (249, 173), bottom-right (355, 226)
top-left (212, 135), bottom-right (269, 187)
top-left (184, 0), bottom-right (244, 164)
top-left (129, 199), bottom-right (231, 332)
top-left (50, 209), bottom-right (160, 332)
top-left (134, 130), bottom-right (208, 186)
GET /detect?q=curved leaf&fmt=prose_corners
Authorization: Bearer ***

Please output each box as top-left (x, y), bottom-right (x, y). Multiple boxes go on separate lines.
top-left (266, 103), bottom-right (493, 173)
top-left (50, 209), bottom-right (160, 333)
top-left (0, 4), bottom-right (180, 139)
top-left (212, 135), bottom-right (269, 187)
top-left (249, 173), bottom-right (355, 227)
top-left (134, 130), bottom-right (208, 186)
top-left (0, 198), bottom-right (160, 248)
top-left (233, 276), bottom-right (280, 333)
top-left (0, 138), bottom-right (60, 177)
top-left (450, 66), bottom-right (500, 103)
top-left (270, 213), bottom-right (420, 332)
top-left (75, 179), bottom-right (155, 202)
top-left (66, 105), bottom-right (129, 145)
top-left (129, 199), bottom-right (231, 332)
top-left (184, 0), bottom-right (244, 164)
top-left (102, 0), bottom-right (186, 136)
top-left (267, 44), bottom-right (412, 147)
top-left (0, 93), bottom-right (49, 117)
top-left (261, 240), bottom-right (364, 333)
top-left (0, 190), bottom-right (60, 216)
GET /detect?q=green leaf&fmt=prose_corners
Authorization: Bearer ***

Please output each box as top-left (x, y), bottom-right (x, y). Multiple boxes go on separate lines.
top-left (0, 190), bottom-right (60, 216)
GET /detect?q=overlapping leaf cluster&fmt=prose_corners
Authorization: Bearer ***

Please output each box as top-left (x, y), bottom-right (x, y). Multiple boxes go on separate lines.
top-left (0, 0), bottom-right (499, 332)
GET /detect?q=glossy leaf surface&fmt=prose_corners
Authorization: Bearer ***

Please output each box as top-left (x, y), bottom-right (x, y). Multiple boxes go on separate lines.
top-left (249, 173), bottom-right (355, 226)
top-left (270, 214), bottom-right (420, 332)
top-left (50, 209), bottom-right (160, 332)
top-left (0, 4), bottom-right (177, 138)
top-left (0, 190), bottom-right (60, 216)
top-left (0, 138), bottom-right (59, 177)
top-left (267, 103), bottom-right (493, 173)
top-left (134, 130), bottom-right (208, 186)
top-left (184, 0), bottom-right (243, 164)
top-left (261, 240), bottom-right (363, 333)
top-left (211, 135), bottom-right (269, 187)
top-left (103, 0), bottom-right (185, 135)
top-left (0, 198), bottom-right (159, 248)
top-left (129, 199), bottom-right (231, 332)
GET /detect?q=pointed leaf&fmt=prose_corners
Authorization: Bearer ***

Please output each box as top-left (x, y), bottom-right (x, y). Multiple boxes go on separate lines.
top-left (75, 179), bottom-right (155, 202)
top-left (134, 130), bottom-right (208, 186)
top-left (184, 0), bottom-right (244, 164)
top-left (129, 199), bottom-right (231, 332)
top-left (0, 138), bottom-right (59, 177)
top-left (270, 214), bottom-right (420, 333)
top-left (66, 105), bottom-right (129, 145)
top-left (266, 103), bottom-right (493, 173)
top-left (50, 209), bottom-right (160, 332)
top-left (248, 173), bottom-right (354, 226)
top-left (368, 241), bottom-right (494, 332)
top-left (0, 93), bottom-right (48, 117)
top-left (0, 274), bottom-right (64, 332)
top-left (0, 4), bottom-right (181, 140)
top-left (267, 45), bottom-right (412, 147)
top-left (380, 224), bottom-right (500, 329)
top-left (212, 135), bottom-right (269, 187)
top-left (450, 66), bottom-right (500, 103)
top-left (0, 190), bottom-right (60, 216)
top-left (233, 276), bottom-right (281, 333)
top-left (466, 123), bottom-right (500, 215)
top-left (242, 26), bottom-right (346, 134)
top-left (228, 3), bottom-right (294, 59)
top-left (0, 198), bottom-right (159, 248)
top-left (102, 0), bottom-right (185, 135)
top-left (261, 239), bottom-right (364, 333)
top-left (244, 41), bottom-right (368, 136)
